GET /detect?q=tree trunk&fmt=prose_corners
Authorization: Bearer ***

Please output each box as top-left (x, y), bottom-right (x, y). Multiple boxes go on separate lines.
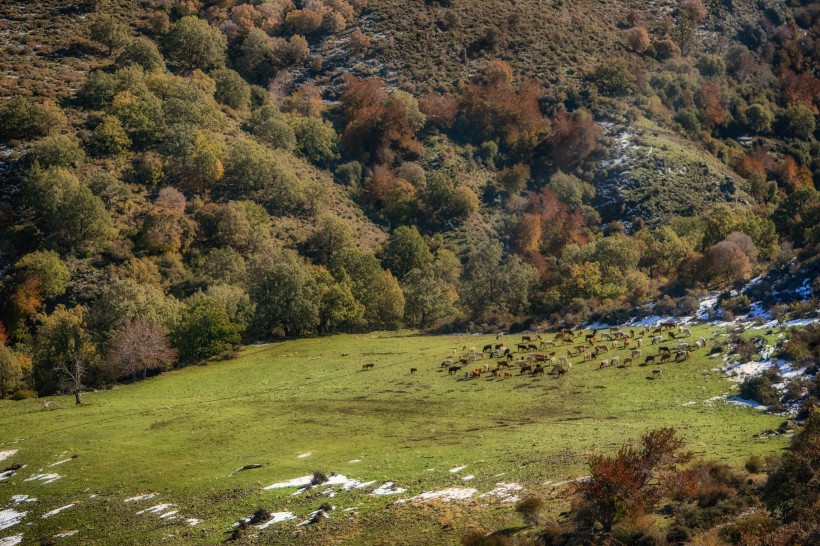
top-left (74, 390), bottom-right (81, 405)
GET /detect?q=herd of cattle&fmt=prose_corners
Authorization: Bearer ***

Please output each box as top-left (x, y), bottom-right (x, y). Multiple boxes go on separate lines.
top-left (410, 321), bottom-right (710, 380)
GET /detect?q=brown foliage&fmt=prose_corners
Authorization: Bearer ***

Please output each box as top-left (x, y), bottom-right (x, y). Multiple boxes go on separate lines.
top-left (698, 81), bottom-right (726, 127)
top-left (625, 26), bottom-right (651, 53)
top-left (543, 110), bottom-right (602, 169)
top-left (418, 92), bottom-right (458, 130)
top-left (104, 320), bottom-right (176, 381)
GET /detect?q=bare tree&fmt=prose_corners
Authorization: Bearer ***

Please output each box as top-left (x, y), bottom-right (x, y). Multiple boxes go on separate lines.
top-left (106, 320), bottom-right (176, 381)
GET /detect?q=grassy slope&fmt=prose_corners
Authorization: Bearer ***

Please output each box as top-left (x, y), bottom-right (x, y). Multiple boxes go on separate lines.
top-left (0, 325), bottom-right (787, 545)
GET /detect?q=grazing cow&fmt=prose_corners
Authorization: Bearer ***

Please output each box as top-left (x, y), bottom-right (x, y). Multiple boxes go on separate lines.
top-left (528, 344), bottom-right (538, 351)
top-left (652, 369), bottom-right (663, 378)
top-left (520, 365), bottom-right (532, 375)
top-left (559, 356), bottom-right (569, 366)
top-left (596, 345), bottom-right (609, 353)
top-left (601, 333), bottom-right (613, 340)
top-left (698, 337), bottom-right (706, 346)
top-left (503, 371), bottom-right (513, 378)
top-left (492, 368), bottom-right (501, 377)
top-left (660, 353), bottom-right (672, 363)
top-left (610, 356), bottom-right (620, 366)
top-left (483, 344), bottom-right (493, 352)
top-left (473, 368), bottom-right (483, 378)
top-left (645, 355), bottom-right (656, 365)
top-left (507, 352), bottom-right (515, 362)
top-left (668, 331), bottom-right (676, 340)
top-left (468, 347), bottom-right (477, 354)
top-left (362, 363), bottom-right (374, 371)
top-left (448, 365), bottom-right (462, 375)
top-left (678, 341), bottom-right (690, 350)
top-left (661, 321), bottom-right (676, 330)
top-left (659, 346), bottom-right (671, 354)
top-left (494, 343), bottom-right (504, 350)
top-left (623, 338), bottom-right (631, 348)
top-left (681, 328), bottom-right (692, 336)
top-left (636, 338), bottom-right (643, 348)
top-left (540, 340), bottom-right (556, 348)
top-left (652, 335), bottom-right (663, 345)
top-left (632, 350), bottom-right (642, 359)
top-left (517, 343), bottom-right (529, 351)
top-left (483, 362), bottom-right (490, 372)
top-left (610, 341), bottom-right (619, 349)
top-left (599, 359), bottom-right (610, 369)
top-left (639, 329), bottom-right (646, 336)
top-left (522, 335), bottom-right (532, 342)
top-left (653, 327), bottom-right (662, 334)
top-left (532, 365), bottom-right (545, 376)
top-left (553, 365), bottom-right (567, 378)
top-left (497, 360), bottom-right (510, 369)
top-left (567, 349), bottom-right (573, 358)
top-left (630, 329), bottom-right (635, 338)
top-left (676, 350), bottom-right (691, 361)
top-left (476, 352), bottom-right (486, 359)
top-left (623, 357), bottom-right (633, 367)
top-left (441, 359), bottom-right (453, 368)
top-left (585, 330), bottom-right (597, 340)
top-left (584, 352), bottom-right (594, 361)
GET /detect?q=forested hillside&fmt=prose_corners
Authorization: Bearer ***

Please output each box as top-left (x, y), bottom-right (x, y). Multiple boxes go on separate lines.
top-left (0, 0), bottom-right (818, 398)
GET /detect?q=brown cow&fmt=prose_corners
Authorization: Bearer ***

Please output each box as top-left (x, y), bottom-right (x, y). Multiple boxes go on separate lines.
top-left (660, 353), bottom-right (672, 362)
top-left (522, 335), bottom-right (532, 342)
top-left (516, 343), bottom-right (529, 351)
top-left (473, 368), bottom-right (483, 377)
top-left (532, 365), bottom-right (545, 375)
top-left (410, 368), bottom-right (417, 374)
top-left (503, 371), bottom-right (513, 378)
top-left (520, 365), bottom-right (532, 375)
top-left (623, 357), bottom-right (633, 367)
top-left (362, 363), bottom-right (374, 371)
top-left (659, 346), bottom-right (671, 354)
top-left (644, 355), bottom-right (656, 365)
top-left (652, 369), bottom-right (663, 378)
top-left (448, 365), bottom-right (462, 375)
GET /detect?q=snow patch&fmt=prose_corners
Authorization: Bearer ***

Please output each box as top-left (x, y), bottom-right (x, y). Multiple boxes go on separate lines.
top-left (263, 475), bottom-right (313, 490)
top-left (348, 459), bottom-right (362, 463)
top-left (461, 475), bottom-right (475, 481)
top-left (0, 534), bottom-right (23, 546)
top-left (371, 482), bottom-right (406, 496)
top-left (297, 452), bottom-right (312, 459)
top-left (449, 465), bottom-right (467, 473)
top-left (479, 483), bottom-right (524, 503)
top-left (0, 451), bottom-right (18, 464)
top-left (41, 504), bottom-right (75, 519)
top-left (255, 512), bottom-right (296, 529)
top-left (124, 493), bottom-right (156, 503)
top-left (398, 488), bottom-right (478, 503)
top-left (53, 530), bottom-right (78, 538)
top-left (185, 518), bottom-right (201, 526)
top-left (9, 496), bottom-right (35, 505)
top-left (136, 504), bottom-right (175, 516)
top-left (24, 473), bottom-right (60, 485)
top-left (47, 459), bottom-right (73, 468)
top-left (0, 508), bottom-right (26, 531)
top-left (726, 397), bottom-right (768, 411)
top-left (264, 474), bottom-right (376, 493)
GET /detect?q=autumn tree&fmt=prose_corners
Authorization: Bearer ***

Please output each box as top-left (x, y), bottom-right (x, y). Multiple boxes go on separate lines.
top-left (33, 306), bottom-right (97, 403)
top-left (625, 26), bottom-right (650, 53)
top-left (163, 16), bottom-right (227, 70)
top-left (89, 13), bottom-right (131, 55)
top-left (105, 320), bottom-right (176, 380)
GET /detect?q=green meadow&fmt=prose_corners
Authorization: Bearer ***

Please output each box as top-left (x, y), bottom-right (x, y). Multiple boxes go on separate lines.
top-left (0, 326), bottom-right (788, 545)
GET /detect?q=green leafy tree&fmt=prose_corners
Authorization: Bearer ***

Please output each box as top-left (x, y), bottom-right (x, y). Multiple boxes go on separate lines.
top-left (331, 249), bottom-right (405, 329)
top-left (744, 104), bottom-right (773, 134)
top-left (93, 115), bottom-right (131, 155)
top-left (117, 37), bottom-right (166, 72)
top-left (593, 60), bottom-right (635, 97)
top-left (460, 242), bottom-right (538, 320)
top-left (777, 103), bottom-right (816, 140)
top-left (292, 115), bottom-right (339, 165)
top-left (33, 305), bottom-right (97, 403)
top-left (382, 226), bottom-right (433, 279)
top-left (163, 16), bottom-right (227, 70)
top-left (548, 170), bottom-right (595, 209)
top-left (203, 285), bottom-right (255, 333)
top-left (306, 215), bottom-right (356, 265)
top-left (172, 297), bottom-right (241, 363)
top-left (249, 253), bottom-right (321, 337)
top-left (89, 13), bottom-right (131, 55)
top-left (211, 68), bottom-right (251, 111)
top-left (200, 247), bottom-right (247, 285)
top-left (498, 163), bottom-right (530, 194)
top-left (88, 278), bottom-right (182, 343)
top-left (15, 251), bottom-right (70, 300)
top-left (247, 105), bottom-right (296, 150)
top-left (29, 135), bottom-right (85, 168)
top-left (0, 344), bottom-right (24, 398)
top-left (402, 267), bottom-right (459, 329)
top-left (0, 96), bottom-right (67, 141)
top-left (224, 136), bottom-right (302, 212)
top-left (315, 268), bottom-right (366, 333)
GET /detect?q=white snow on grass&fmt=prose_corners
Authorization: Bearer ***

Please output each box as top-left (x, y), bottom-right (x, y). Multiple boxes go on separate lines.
top-left (0, 534), bottom-right (23, 546)
top-left (723, 358), bottom-right (802, 383)
top-left (448, 465), bottom-right (467, 473)
top-left (263, 475), bottom-right (313, 490)
top-left (371, 482), bottom-right (407, 495)
top-left (264, 474), bottom-right (377, 493)
top-left (24, 473), bottom-right (60, 485)
top-left (726, 397), bottom-right (768, 411)
top-left (398, 488), bottom-right (478, 503)
top-left (348, 459), bottom-right (362, 463)
top-left (297, 452), bottom-right (312, 458)
top-left (185, 518), bottom-right (201, 526)
top-left (0, 471), bottom-right (13, 482)
top-left (124, 493), bottom-right (156, 503)
top-left (0, 508), bottom-right (26, 531)
top-left (255, 512), bottom-right (296, 530)
top-left (41, 504), bottom-right (75, 519)
top-left (0, 451), bottom-right (18, 464)
top-left (136, 504), bottom-right (175, 516)
top-left (53, 530), bottom-right (78, 538)
top-left (47, 458), bottom-right (73, 468)
top-left (10, 496), bottom-right (35, 505)
top-left (479, 483), bottom-right (524, 503)
top-left (461, 475), bottom-right (475, 481)
top-left (158, 510), bottom-right (178, 520)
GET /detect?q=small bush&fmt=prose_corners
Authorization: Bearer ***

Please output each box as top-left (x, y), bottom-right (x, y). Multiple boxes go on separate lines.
top-left (515, 495), bottom-right (544, 526)
top-left (745, 455), bottom-right (764, 473)
top-left (10, 389), bottom-right (38, 400)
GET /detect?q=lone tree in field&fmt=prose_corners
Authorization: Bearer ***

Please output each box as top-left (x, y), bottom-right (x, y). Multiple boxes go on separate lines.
top-left (33, 306), bottom-right (97, 404)
top-left (89, 13), bottom-right (131, 55)
top-left (105, 320), bottom-right (176, 380)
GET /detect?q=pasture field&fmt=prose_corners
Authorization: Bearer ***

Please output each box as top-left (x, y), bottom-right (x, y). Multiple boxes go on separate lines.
top-left (0, 325), bottom-right (789, 545)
